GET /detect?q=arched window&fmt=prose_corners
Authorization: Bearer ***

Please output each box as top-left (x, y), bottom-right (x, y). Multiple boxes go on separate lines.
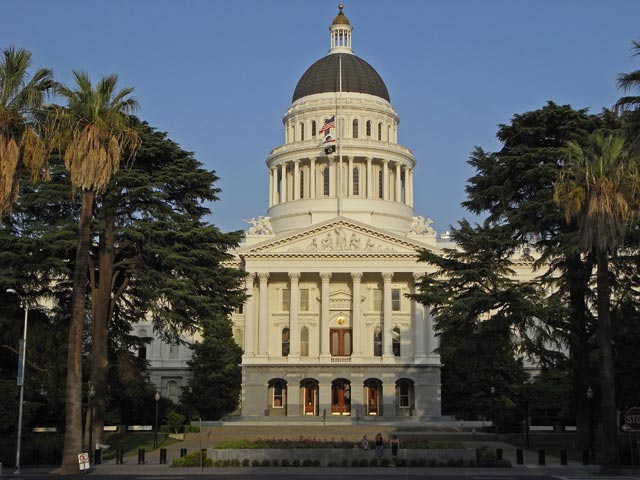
top-left (323, 166), bottom-right (330, 196)
top-left (300, 327), bottom-right (309, 357)
top-left (311, 120), bottom-right (317, 137)
top-left (300, 123), bottom-right (305, 141)
top-left (366, 120), bottom-right (371, 137)
top-left (300, 170), bottom-right (305, 199)
top-left (378, 170), bottom-right (384, 199)
top-left (353, 166), bottom-right (360, 196)
top-left (282, 327), bottom-right (290, 356)
top-left (352, 119), bottom-right (359, 138)
top-left (392, 327), bottom-right (401, 356)
top-left (378, 122), bottom-right (382, 140)
top-left (373, 328), bottom-right (382, 357)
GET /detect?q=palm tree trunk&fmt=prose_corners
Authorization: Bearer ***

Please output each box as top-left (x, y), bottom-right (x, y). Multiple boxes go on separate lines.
top-left (90, 217), bottom-right (115, 449)
top-left (60, 189), bottom-right (95, 473)
top-left (596, 251), bottom-right (619, 466)
top-left (567, 253), bottom-right (593, 451)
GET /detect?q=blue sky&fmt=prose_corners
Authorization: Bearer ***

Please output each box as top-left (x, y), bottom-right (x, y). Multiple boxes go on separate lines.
top-left (4, 1), bottom-right (640, 234)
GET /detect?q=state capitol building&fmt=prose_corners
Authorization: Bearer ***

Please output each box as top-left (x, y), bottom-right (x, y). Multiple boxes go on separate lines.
top-left (137, 5), bottom-right (510, 422)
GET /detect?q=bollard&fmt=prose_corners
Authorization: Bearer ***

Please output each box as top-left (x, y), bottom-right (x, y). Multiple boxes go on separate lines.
top-left (560, 449), bottom-right (567, 465)
top-left (516, 449), bottom-right (523, 465)
top-left (582, 449), bottom-right (590, 465)
top-left (538, 449), bottom-right (545, 465)
top-left (496, 448), bottom-right (503, 460)
top-left (138, 448), bottom-right (145, 464)
top-left (94, 448), bottom-right (102, 465)
top-left (180, 448), bottom-right (187, 458)
top-left (160, 448), bottom-right (167, 464)
top-left (116, 449), bottom-right (124, 465)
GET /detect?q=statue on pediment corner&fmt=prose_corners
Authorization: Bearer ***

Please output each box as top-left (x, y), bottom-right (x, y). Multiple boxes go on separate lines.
top-left (246, 216), bottom-right (274, 235)
top-left (409, 215), bottom-right (435, 235)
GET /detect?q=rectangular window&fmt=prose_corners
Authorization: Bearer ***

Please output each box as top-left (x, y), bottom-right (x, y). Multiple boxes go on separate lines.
top-left (236, 304), bottom-right (244, 314)
top-left (282, 288), bottom-right (290, 311)
top-left (373, 289), bottom-right (382, 311)
top-left (300, 288), bottom-right (310, 311)
top-left (392, 288), bottom-right (401, 311)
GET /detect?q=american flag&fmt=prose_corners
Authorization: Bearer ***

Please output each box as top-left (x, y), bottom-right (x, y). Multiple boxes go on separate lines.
top-left (319, 115), bottom-right (335, 133)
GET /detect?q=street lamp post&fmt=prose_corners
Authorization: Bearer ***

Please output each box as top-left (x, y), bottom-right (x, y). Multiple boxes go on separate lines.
top-left (154, 391), bottom-right (161, 449)
top-left (7, 288), bottom-right (28, 474)
top-left (586, 386), bottom-right (594, 463)
top-left (490, 386), bottom-right (496, 431)
top-left (88, 382), bottom-right (95, 462)
top-left (187, 386), bottom-right (193, 432)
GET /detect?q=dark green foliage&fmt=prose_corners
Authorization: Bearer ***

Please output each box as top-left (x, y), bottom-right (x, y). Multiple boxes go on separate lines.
top-left (185, 313), bottom-right (243, 420)
top-left (412, 220), bottom-right (533, 419)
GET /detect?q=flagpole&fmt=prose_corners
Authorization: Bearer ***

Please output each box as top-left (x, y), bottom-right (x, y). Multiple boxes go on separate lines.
top-left (337, 55), bottom-right (342, 216)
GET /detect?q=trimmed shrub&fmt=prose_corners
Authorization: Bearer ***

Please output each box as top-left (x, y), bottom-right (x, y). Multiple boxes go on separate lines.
top-left (281, 459), bottom-right (290, 467)
top-left (171, 451), bottom-right (212, 467)
top-left (313, 459), bottom-right (321, 467)
top-left (260, 459), bottom-right (270, 467)
top-left (242, 459), bottom-right (250, 467)
top-left (251, 460), bottom-right (260, 467)
top-left (292, 459), bottom-right (301, 467)
top-left (271, 459), bottom-right (279, 467)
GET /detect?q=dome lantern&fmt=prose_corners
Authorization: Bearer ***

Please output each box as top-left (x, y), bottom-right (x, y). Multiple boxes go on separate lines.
top-left (329, 4), bottom-right (353, 54)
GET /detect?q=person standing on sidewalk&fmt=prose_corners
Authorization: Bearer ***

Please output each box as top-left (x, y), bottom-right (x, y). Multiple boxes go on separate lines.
top-left (374, 433), bottom-right (384, 458)
top-left (390, 435), bottom-right (400, 463)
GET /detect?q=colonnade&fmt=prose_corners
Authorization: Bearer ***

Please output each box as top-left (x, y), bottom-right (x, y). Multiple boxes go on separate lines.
top-left (242, 271), bottom-right (437, 362)
top-left (268, 157), bottom-right (414, 208)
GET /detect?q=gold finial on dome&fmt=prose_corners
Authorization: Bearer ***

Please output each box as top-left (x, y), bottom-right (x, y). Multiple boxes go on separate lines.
top-left (332, 4), bottom-right (351, 26)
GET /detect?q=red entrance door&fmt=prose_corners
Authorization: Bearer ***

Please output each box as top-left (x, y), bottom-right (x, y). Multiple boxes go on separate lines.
top-left (367, 386), bottom-right (379, 415)
top-left (304, 384), bottom-right (316, 415)
top-left (330, 329), bottom-right (352, 356)
top-left (331, 380), bottom-right (351, 414)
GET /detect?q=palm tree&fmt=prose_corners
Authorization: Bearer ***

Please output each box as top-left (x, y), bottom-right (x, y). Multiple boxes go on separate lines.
top-left (56, 71), bottom-right (139, 472)
top-left (615, 40), bottom-right (640, 112)
top-left (554, 131), bottom-right (640, 466)
top-left (0, 46), bottom-right (53, 218)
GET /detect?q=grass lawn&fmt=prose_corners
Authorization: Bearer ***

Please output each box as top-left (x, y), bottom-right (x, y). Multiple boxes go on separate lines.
top-left (101, 433), bottom-right (181, 460)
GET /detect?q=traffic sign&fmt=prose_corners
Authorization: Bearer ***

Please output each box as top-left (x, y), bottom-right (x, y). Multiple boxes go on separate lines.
top-left (624, 407), bottom-right (640, 432)
top-left (78, 452), bottom-right (90, 471)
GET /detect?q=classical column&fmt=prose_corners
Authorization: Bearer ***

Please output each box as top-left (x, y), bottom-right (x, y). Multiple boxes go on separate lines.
top-left (347, 156), bottom-right (354, 197)
top-left (412, 273), bottom-right (427, 359)
top-left (351, 272), bottom-right (363, 359)
top-left (407, 167), bottom-right (414, 207)
top-left (280, 163), bottom-right (287, 203)
top-left (289, 272), bottom-right (301, 358)
top-left (310, 157), bottom-right (316, 199)
top-left (257, 272), bottom-right (270, 356)
top-left (320, 272), bottom-right (332, 359)
top-left (366, 157), bottom-right (373, 199)
top-left (243, 273), bottom-right (256, 356)
top-left (382, 272), bottom-right (394, 358)
top-left (382, 159), bottom-right (389, 200)
top-left (395, 162), bottom-right (402, 202)
top-left (293, 160), bottom-right (300, 201)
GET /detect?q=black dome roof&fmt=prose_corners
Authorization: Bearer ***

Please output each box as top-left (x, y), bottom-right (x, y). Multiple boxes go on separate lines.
top-left (292, 53), bottom-right (390, 102)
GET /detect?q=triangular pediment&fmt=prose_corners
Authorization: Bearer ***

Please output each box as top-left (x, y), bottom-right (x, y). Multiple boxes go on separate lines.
top-left (239, 218), bottom-right (438, 258)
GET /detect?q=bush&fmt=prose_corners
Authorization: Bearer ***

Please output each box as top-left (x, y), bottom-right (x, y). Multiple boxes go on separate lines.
top-left (381, 458), bottom-right (391, 467)
top-left (260, 459), bottom-right (270, 467)
top-left (302, 459), bottom-right (313, 467)
top-left (251, 459), bottom-right (260, 467)
top-left (292, 459), bottom-right (301, 467)
top-left (476, 447), bottom-right (512, 468)
top-left (171, 451), bottom-right (212, 467)
top-left (313, 459), bottom-right (321, 467)
top-left (281, 459), bottom-right (290, 467)
top-left (271, 459), bottom-right (279, 466)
